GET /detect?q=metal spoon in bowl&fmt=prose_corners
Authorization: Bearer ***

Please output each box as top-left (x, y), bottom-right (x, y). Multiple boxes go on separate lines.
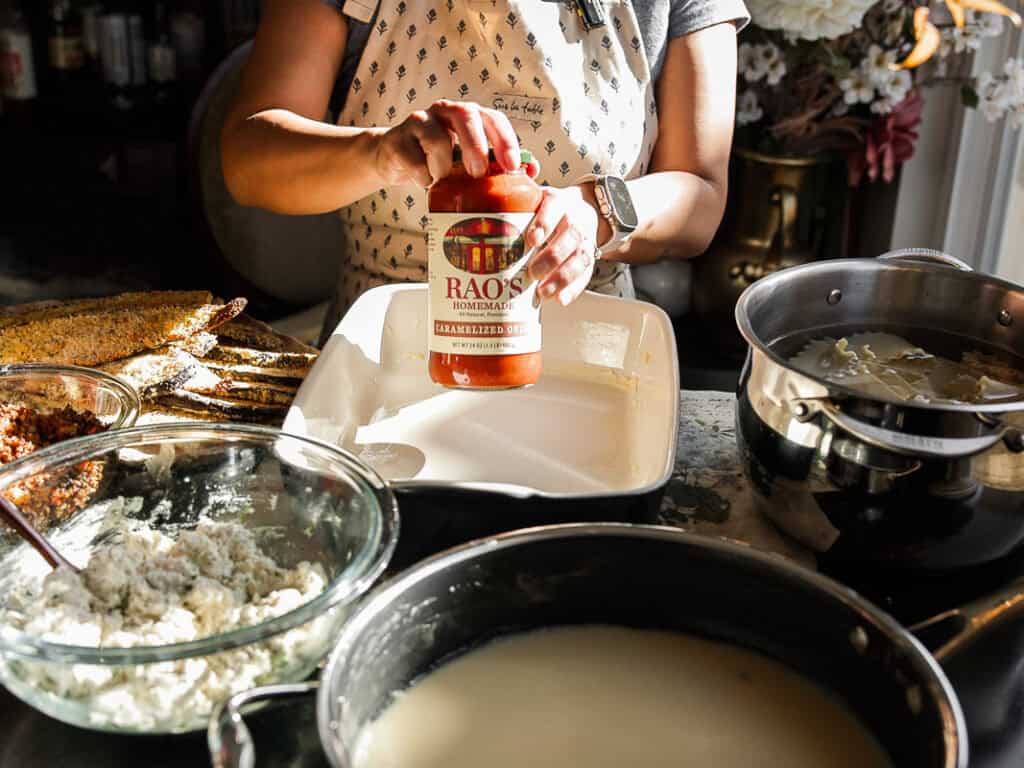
top-left (0, 496), bottom-right (79, 573)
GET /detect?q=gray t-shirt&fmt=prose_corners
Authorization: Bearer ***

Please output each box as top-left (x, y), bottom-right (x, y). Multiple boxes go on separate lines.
top-left (325, 0), bottom-right (749, 115)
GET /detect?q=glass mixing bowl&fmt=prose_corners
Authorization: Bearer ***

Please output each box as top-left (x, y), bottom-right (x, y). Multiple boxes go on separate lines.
top-left (0, 363), bottom-right (141, 430)
top-left (0, 424), bottom-right (398, 734)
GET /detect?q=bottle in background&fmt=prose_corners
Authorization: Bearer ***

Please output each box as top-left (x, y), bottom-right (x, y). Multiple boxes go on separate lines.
top-left (126, 0), bottom-right (144, 93)
top-left (80, 2), bottom-right (103, 74)
top-left (170, 2), bottom-right (205, 84)
top-left (98, 5), bottom-right (132, 109)
top-left (147, 0), bottom-right (176, 104)
top-left (48, 0), bottom-right (86, 83)
top-left (0, 0), bottom-right (37, 104)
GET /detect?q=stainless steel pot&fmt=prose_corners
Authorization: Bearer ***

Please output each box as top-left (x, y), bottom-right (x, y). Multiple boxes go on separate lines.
top-left (208, 524), bottom-right (967, 768)
top-left (735, 250), bottom-right (1024, 567)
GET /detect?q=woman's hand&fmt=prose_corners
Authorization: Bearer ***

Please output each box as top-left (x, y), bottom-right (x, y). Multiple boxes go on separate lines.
top-left (523, 185), bottom-right (601, 306)
top-left (373, 99), bottom-right (527, 187)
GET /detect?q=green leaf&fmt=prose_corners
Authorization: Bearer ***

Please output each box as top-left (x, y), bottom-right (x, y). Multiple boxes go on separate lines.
top-left (961, 84), bottom-right (980, 109)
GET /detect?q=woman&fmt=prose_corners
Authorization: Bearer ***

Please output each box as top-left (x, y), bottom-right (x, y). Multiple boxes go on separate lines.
top-left (221, 0), bottom-right (748, 335)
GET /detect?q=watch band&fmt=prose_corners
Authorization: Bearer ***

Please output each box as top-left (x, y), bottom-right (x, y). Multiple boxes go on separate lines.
top-left (577, 173), bottom-right (633, 256)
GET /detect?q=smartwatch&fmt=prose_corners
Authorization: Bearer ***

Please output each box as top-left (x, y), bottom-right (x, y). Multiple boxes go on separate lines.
top-left (579, 174), bottom-right (638, 256)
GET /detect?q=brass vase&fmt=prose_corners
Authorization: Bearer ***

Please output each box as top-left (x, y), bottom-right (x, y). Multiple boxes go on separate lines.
top-left (691, 148), bottom-right (842, 361)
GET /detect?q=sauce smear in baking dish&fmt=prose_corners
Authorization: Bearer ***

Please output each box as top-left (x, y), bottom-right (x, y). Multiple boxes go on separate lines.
top-left (427, 148), bottom-right (543, 389)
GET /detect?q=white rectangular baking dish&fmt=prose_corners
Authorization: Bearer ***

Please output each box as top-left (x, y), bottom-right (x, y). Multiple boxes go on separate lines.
top-left (283, 284), bottom-right (679, 562)
top-left (286, 284), bottom-right (677, 491)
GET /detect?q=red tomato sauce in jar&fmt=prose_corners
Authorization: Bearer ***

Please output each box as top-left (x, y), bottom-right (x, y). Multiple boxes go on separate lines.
top-left (427, 148), bottom-right (543, 389)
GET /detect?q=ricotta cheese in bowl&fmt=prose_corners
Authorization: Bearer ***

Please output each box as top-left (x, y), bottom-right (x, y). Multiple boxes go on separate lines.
top-left (0, 424), bottom-right (398, 734)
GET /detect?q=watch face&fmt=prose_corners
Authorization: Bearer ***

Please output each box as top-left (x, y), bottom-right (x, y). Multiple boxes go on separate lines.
top-left (605, 176), bottom-right (638, 230)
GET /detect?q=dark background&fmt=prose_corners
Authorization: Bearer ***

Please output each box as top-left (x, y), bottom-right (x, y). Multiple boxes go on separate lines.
top-left (0, 0), bottom-right (265, 311)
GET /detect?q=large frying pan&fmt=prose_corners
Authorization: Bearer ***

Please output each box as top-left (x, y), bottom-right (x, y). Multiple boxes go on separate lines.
top-left (210, 524), bottom-right (968, 767)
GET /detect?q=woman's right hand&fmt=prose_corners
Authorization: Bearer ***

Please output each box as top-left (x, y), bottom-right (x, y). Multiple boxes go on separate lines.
top-left (372, 100), bottom-right (523, 188)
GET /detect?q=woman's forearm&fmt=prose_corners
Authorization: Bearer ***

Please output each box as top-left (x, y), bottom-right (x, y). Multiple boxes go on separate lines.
top-left (221, 109), bottom-right (387, 215)
top-left (579, 171), bottom-right (727, 265)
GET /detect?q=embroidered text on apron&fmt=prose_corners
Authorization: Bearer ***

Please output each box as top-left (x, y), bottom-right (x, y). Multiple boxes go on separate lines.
top-left (333, 0), bottom-right (660, 319)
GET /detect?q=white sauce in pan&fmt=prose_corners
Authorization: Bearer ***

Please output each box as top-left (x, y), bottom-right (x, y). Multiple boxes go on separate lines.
top-left (352, 625), bottom-right (892, 768)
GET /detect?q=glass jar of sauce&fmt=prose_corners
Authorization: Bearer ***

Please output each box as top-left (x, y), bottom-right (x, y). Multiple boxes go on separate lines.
top-left (427, 148), bottom-right (543, 389)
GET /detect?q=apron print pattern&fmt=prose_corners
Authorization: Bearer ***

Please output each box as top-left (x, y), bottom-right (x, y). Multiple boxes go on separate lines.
top-left (333, 0), bottom-right (660, 314)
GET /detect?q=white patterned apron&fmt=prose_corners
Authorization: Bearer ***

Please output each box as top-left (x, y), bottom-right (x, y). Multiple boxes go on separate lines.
top-left (332, 0), bottom-right (660, 319)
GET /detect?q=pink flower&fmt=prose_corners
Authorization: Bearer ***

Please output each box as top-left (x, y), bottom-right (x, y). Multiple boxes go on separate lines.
top-left (846, 91), bottom-right (924, 185)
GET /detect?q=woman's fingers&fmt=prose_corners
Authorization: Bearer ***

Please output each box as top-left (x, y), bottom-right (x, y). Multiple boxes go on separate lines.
top-left (428, 100), bottom-right (491, 176)
top-left (553, 247), bottom-right (595, 306)
top-left (531, 215), bottom-right (596, 301)
top-left (408, 111), bottom-right (454, 183)
top-left (383, 129), bottom-right (434, 188)
top-left (530, 214), bottom-right (577, 290)
top-left (523, 188), bottom-right (562, 254)
top-left (478, 107), bottom-right (521, 170)
top-left (379, 100), bottom-right (525, 187)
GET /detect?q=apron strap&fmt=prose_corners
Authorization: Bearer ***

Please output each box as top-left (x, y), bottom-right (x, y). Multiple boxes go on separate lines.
top-left (342, 0), bottom-right (379, 23)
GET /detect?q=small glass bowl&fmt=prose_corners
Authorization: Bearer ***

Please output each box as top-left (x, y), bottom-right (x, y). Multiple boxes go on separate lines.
top-left (0, 424), bottom-right (398, 734)
top-left (0, 363), bottom-right (141, 430)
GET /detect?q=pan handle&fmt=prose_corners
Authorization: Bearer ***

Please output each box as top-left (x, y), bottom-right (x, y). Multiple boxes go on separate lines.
top-left (208, 680), bottom-right (319, 768)
top-left (807, 399), bottom-right (1022, 460)
top-left (878, 248), bottom-right (973, 272)
top-left (910, 579), bottom-right (1024, 662)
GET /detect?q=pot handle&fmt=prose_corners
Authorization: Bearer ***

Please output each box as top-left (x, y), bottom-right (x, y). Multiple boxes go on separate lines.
top-left (878, 248), bottom-right (973, 272)
top-left (808, 400), bottom-right (1022, 459)
top-left (208, 680), bottom-right (319, 768)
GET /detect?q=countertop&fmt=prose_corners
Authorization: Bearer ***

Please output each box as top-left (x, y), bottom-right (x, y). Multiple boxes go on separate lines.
top-left (1, 389), bottom-right (1022, 767)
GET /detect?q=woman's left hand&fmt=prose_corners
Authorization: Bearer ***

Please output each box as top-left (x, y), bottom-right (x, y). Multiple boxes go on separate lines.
top-left (522, 185), bottom-right (601, 306)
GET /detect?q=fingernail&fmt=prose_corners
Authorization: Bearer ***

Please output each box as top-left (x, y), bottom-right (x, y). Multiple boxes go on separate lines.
top-left (505, 149), bottom-right (520, 168)
top-left (558, 288), bottom-right (573, 306)
top-left (542, 282), bottom-right (557, 297)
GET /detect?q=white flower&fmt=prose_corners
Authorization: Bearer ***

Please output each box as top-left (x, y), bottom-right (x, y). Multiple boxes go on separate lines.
top-left (864, 44), bottom-right (899, 86)
top-left (736, 90), bottom-right (764, 125)
top-left (740, 42), bottom-right (786, 84)
top-left (974, 64), bottom-right (1023, 124)
top-left (738, 43), bottom-right (758, 79)
top-left (755, 42), bottom-right (782, 67)
top-left (878, 68), bottom-right (912, 102)
top-left (746, 0), bottom-right (878, 40)
top-left (839, 66), bottom-right (876, 104)
top-left (871, 97), bottom-right (895, 114)
top-left (1005, 58), bottom-right (1024, 99)
top-left (980, 96), bottom-right (1006, 122)
top-left (949, 25), bottom-right (983, 53)
top-left (765, 58), bottom-right (788, 85)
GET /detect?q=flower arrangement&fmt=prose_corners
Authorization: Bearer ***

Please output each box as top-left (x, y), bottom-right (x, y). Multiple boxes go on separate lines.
top-left (735, 0), bottom-right (1023, 184)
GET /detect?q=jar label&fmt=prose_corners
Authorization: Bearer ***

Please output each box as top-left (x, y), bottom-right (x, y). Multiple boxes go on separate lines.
top-left (428, 211), bottom-right (541, 356)
top-left (49, 35), bottom-right (85, 70)
top-left (0, 30), bottom-right (37, 99)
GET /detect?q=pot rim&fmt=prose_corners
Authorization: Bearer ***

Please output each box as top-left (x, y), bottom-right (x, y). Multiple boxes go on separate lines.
top-left (735, 258), bottom-right (1024, 414)
top-left (316, 522), bottom-right (967, 768)
top-left (732, 146), bottom-right (829, 166)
